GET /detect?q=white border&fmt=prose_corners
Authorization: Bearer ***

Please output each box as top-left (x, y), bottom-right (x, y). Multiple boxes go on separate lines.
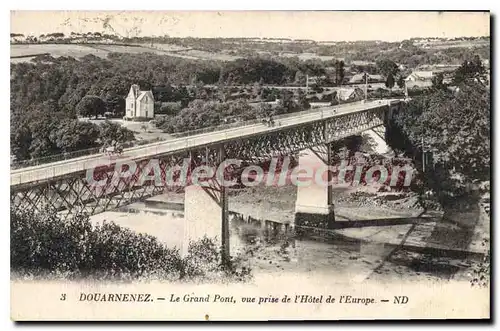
top-left (2, 2), bottom-right (495, 329)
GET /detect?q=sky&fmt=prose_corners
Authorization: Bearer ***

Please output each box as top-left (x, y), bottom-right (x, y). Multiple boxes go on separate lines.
top-left (10, 11), bottom-right (490, 42)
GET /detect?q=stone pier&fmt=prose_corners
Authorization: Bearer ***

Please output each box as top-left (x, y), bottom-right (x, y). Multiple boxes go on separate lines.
top-left (182, 145), bottom-right (230, 262)
top-left (294, 146), bottom-right (336, 229)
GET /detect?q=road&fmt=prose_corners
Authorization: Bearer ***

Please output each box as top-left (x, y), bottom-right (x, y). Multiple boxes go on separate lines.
top-left (188, 83), bottom-right (398, 91)
top-left (11, 99), bottom-right (396, 187)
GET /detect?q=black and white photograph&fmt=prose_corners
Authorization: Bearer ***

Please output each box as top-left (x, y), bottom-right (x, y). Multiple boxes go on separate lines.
top-left (8, 10), bottom-right (491, 320)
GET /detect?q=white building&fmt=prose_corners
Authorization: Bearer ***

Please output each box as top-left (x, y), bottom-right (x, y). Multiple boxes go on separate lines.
top-left (404, 71), bottom-right (434, 97)
top-left (125, 84), bottom-right (155, 120)
top-left (405, 71), bottom-right (434, 82)
top-left (349, 73), bottom-right (384, 84)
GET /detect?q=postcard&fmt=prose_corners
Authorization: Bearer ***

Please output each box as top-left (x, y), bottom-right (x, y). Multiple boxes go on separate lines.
top-left (10, 10), bottom-right (490, 321)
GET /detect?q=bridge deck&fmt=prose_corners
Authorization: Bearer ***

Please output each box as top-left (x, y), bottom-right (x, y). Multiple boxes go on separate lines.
top-left (11, 100), bottom-right (396, 187)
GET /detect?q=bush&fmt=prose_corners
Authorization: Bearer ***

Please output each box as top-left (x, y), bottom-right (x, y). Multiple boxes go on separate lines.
top-left (11, 209), bottom-right (183, 280)
top-left (11, 209), bottom-right (251, 282)
top-left (123, 116), bottom-right (151, 122)
top-left (156, 102), bottom-right (182, 116)
top-left (155, 100), bottom-right (258, 133)
top-left (182, 237), bottom-right (221, 279)
top-left (367, 88), bottom-right (404, 99)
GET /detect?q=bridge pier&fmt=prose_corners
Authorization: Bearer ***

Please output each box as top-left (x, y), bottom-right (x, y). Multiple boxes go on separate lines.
top-left (182, 146), bottom-right (230, 266)
top-left (294, 146), bottom-right (336, 230)
top-left (182, 182), bottom-right (228, 257)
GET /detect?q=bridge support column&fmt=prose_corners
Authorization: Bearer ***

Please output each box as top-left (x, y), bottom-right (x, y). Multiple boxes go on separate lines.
top-left (294, 146), bottom-right (336, 230)
top-left (182, 146), bottom-right (230, 267)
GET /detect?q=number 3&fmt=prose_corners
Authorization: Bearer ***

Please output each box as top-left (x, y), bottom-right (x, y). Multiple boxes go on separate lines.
top-left (60, 294), bottom-right (66, 301)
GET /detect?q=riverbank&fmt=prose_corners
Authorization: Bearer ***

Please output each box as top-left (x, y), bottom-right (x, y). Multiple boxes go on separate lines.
top-left (85, 179), bottom-right (488, 285)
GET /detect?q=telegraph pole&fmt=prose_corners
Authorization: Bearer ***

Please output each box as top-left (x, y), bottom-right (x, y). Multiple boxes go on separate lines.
top-left (218, 145), bottom-right (230, 268)
top-left (364, 72), bottom-right (368, 100)
top-left (422, 136), bottom-right (426, 173)
top-left (306, 74), bottom-right (309, 95)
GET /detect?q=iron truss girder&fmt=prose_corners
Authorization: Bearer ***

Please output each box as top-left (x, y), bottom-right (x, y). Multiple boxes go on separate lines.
top-left (11, 106), bottom-right (389, 219)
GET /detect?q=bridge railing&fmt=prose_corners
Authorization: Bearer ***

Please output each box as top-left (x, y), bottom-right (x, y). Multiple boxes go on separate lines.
top-left (169, 100), bottom-right (378, 138)
top-left (11, 99), bottom-right (393, 169)
top-left (10, 136), bottom-right (168, 170)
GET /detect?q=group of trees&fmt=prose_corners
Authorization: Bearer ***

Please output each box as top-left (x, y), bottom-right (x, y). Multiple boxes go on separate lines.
top-left (11, 109), bottom-right (134, 161)
top-left (11, 32), bottom-right (122, 44)
top-left (155, 99), bottom-right (255, 133)
top-left (375, 59), bottom-right (405, 90)
top-left (452, 54), bottom-right (488, 86)
top-left (387, 56), bottom-right (490, 204)
top-left (155, 88), bottom-right (311, 134)
top-left (11, 42), bottom-right (489, 162)
top-left (11, 53), bottom-right (345, 115)
top-left (76, 95), bottom-right (107, 118)
top-left (10, 51), bottom-right (351, 161)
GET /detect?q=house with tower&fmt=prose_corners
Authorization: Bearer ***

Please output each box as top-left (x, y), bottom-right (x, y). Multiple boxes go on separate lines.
top-left (125, 84), bottom-right (155, 120)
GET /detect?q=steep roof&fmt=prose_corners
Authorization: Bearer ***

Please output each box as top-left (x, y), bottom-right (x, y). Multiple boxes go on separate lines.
top-left (405, 71), bottom-right (434, 81)
top-left (349, 73), bottom-right (365, 82)
top-left (130, 84), bottom-right (140, 98)
top-left (349, 73), bottom-right (384, 83)
top-left (137, 90), bottom-right (154, 102)
top-left (369, 74), bottom-right (384, 81)
top-left (129, 85), bottom-right (154, 102)
top-left (406, 80), bottom-right (433, 89)
top-left (337, 87), bottom-right (363, 100)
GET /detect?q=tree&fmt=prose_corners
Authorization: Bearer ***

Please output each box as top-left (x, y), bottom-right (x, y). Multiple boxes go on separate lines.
top-left (103, 93), bottom-right (125, 117)
top-left (251, 81), bottom-right (263, 100)
top-left (47, 32), bottom-right (65, 38)
top-left (335, 60), bottom-right (345, 86)
top-left (431, 72), bottom-right (445, 90)
top-left (294, 70), bottom-right (306, 85)
top-left (175, 85), bottom-right (191, 108)
top-left (49, 119), bottom-right (100, 153)
top-left (76, 95), bottom-right (106, 119)
top-left (397, 75), bottom-right (405, 89)
top-left (385, 73), bottom-right (395, 91)
top-left (390, 80), bottom-right (490, 201)
top-left (399, 39), bottom-right (416, 50)
top-left (278, 90), bottom-right (299, 113)
top-left (10, 120), bottom-right (32, 161)
top-left (257, 103), bottom-right (274, 118)
top-left (297, 89), bottom-right (310, 110)
top-left (452, 55), bottom-right (487, 86)
top-left (376, 59), bottom-right (399, 78)
top-left (98, 121), bottom-right (135, 144)
top-left (24, 111), bottom-right (68, 159)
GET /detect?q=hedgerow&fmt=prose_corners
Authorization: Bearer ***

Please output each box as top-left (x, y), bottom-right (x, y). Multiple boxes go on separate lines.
top-left (11, 208), bottom-right (251, 282)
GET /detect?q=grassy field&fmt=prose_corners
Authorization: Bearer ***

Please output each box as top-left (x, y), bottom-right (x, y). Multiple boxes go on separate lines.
top-left (10, 43), bottom-right (240, 62)
top-left (82, 118), bottom-right (172, 141)
top-left (279, 52), bottom-right (337, 61)
top-left (11, 43), bottom-right (335, 63)
top-left (85, 44), bottom-right (176, 56)
top-left (10, 44), bottom-right (110, 59)
top-left (181, 49), bottom-right (241, 61)
top-left (10, 43), bottom-right (201, 62)
top-left (414, 39), bottom-right (490, 50)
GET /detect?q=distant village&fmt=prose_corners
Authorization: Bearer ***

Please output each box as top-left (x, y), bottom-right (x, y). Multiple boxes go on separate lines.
top-left (10, 32), bottom-right (490, 124)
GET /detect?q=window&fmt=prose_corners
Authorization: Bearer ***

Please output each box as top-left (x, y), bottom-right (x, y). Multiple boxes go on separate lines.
top-left (145, 111), bottom-right (148, 117)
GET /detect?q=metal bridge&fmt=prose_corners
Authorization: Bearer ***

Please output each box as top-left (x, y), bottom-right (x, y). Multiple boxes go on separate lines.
top-left (11, 99), bottom-right (403, 257)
